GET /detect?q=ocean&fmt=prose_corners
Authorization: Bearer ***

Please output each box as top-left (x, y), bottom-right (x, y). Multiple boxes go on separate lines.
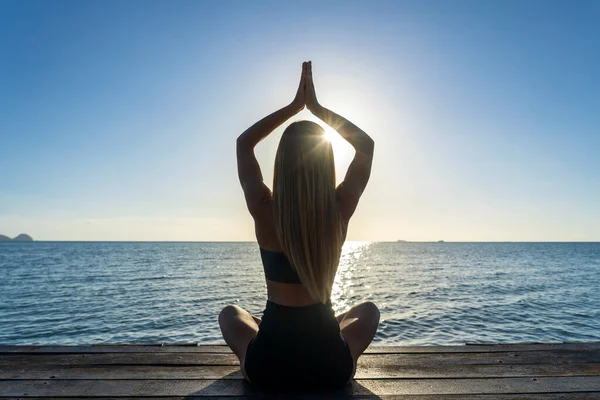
top-left (0, 241), bottom-right (599, 346)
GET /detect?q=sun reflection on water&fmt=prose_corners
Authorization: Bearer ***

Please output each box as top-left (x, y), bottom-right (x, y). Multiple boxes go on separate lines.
top-left (331, 241), bottom-right (372, 314)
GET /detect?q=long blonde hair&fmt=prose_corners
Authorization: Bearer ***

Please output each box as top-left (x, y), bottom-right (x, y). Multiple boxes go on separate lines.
top-left (273, 120), bottom-right (344, 304)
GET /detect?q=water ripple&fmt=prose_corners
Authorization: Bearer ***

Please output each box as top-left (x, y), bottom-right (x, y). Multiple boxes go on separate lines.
top-left (1, 241), bottom-right (599, 345)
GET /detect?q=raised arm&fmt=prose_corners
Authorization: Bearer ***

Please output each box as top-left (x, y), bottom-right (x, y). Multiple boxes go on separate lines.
top-left (237, 62), bottom-right (307, 216)
top-left (305, 61), bottom-right (374, 221)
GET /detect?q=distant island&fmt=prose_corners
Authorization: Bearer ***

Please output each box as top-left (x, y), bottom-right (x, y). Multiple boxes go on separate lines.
top-left (0, 234), bottom-right (34, 242)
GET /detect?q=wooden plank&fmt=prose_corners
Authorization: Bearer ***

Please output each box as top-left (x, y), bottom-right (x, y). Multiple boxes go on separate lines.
top-left (356, 350), bottom-right (600, 367)
top-left (2, 362), bottom-right (600, 380)
top-left (0, 345), bottom-right (231, 354)
top-left (2, 342), bottom-right (599, 354)
top-left (2, 349), bottom-right (599, 368)
top-left (353, 377), bottom-right (600, 396)
top-left (1, 377), bottom-right (600, 396)
top-left (0, 396), bottom-right (599, 400)
top-left (0, 353), bottom-right (240, 366)
top-left (0, 365), bottom-right (242, 380)
top-left (2, 395), bottom-right (600, 400)
top-left (367, 342), bottom-right (600, 354)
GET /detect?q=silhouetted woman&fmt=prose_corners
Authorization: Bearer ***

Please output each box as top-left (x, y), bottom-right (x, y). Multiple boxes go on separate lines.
top-left (219, 61), bottom-right (379, 391)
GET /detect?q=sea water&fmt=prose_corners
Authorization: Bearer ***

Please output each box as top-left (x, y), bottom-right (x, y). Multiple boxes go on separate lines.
top-left (1, 241), bottom-right (599, 345)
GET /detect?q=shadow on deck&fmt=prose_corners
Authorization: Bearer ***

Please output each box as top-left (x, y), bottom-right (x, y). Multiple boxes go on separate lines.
top-left (1, 342), bottom-right (600, 398)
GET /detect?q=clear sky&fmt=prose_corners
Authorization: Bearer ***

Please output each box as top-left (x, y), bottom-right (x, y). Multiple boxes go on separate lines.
top-left (1, 0), bottom-right (598, 241)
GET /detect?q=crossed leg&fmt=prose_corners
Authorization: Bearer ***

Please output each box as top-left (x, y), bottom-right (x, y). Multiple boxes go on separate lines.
top-left (337, 301), bottom-right (380, 378)
top-left (218, 305), bottom-right (260, 381)
top-left (220, 302), bottom-right (378, 382)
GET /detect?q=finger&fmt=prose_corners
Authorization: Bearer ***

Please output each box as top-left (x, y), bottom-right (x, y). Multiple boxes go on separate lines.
top-left (304, 62), bottom-right (309, 82)
top-left (302, 64), bottom-right (306, 88)
top-left (298, 62), bottom-right (305, 87)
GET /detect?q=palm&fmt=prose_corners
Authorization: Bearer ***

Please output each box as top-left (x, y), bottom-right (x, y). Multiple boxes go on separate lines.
top-left (292, 61), bottom-right (319, 112)
top-left (292, 62), bottom-right (307, 110)
top-left (305, 61), bottom-right (319, 111)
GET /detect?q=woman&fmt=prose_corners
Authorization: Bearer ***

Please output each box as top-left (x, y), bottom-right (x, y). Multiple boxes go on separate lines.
top-left (219, 61), bottom-right (379, 391)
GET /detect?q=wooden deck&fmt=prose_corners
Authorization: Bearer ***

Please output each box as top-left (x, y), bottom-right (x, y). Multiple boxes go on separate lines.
top-left (1, 342), bottom-right (600, 398)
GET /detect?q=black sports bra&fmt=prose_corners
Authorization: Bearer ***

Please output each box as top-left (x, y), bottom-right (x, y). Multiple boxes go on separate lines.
top-left (259, 247), bottom-right (302, 284)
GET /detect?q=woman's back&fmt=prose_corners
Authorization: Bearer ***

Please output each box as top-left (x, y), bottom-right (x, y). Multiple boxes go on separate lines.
top-left (252, 188), bottom-right (350, 306)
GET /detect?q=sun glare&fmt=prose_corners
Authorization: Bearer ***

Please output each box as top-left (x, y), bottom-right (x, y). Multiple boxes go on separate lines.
top-left (323, 125), bottom-right (345, 146)
top-left (331, 242), bottom-right (371, 314)
top-left (302, 114), bottom-right (355, 183)
top-left (324, 128), bottom-right (335, 142)
top-left (319, 124), bottom-right (354, 183)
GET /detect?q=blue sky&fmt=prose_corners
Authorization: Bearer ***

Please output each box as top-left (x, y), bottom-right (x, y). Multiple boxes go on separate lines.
top-left (1, 0), bottom-right (598, 241)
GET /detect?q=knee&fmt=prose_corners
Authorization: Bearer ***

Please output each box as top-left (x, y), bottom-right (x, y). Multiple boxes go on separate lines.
top-left (361, 301), bottom-right (380, 323)
top-left (219, 305), bottom-right (241, 325)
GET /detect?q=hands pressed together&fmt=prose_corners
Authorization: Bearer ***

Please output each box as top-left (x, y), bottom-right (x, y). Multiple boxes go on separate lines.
top-left (292, 61), bottom-right (320, 113)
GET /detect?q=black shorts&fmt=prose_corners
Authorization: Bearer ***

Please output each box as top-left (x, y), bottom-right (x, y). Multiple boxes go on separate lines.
top-left (244, 300), bottom-right (354, 391)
